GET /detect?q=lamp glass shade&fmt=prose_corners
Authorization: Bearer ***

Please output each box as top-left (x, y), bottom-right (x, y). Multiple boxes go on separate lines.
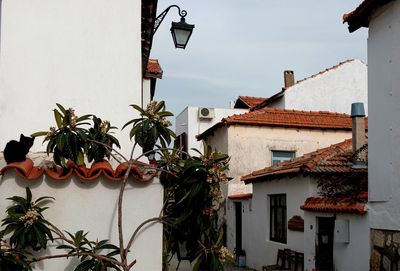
top-left (170, 18), bottom-right (194, 49)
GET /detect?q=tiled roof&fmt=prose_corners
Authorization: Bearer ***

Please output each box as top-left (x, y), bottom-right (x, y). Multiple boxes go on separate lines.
top-left (343, 0), bottom-right (394, 32)
top-left (0, 158), bottom-right (157, 182)
top-left (228, 193), bottom-right (253, 200)
top-left (144, 59), bottom-right (163, 79)
top-left (234, 96), bottom-right (267, 109)
top-left (198, 108), bottom-right (365, 140)
top-left (242, 138), bottom-right (368, 184)
top-left (300, 192), bottom-right (368, 215)
top-left (253, 59), bottom-right (360, 110)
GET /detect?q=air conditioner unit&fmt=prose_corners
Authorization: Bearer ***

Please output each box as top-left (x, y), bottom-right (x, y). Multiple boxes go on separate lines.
top-left (198, 107), bottom-right (215, 120)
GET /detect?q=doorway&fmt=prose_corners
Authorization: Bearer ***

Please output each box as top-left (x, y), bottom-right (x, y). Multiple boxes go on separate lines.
top-left (234, 202), bottom-right (242, 254)
top-left (316, 217), bottom-right (334, 271)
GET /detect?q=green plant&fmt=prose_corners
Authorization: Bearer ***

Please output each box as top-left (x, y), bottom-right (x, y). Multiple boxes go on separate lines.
top-left (57, 230), bottom-right (120, 271)
top-left (0, 187), bottom-right (54, 251)
top-left (123, 101), bottom-right (175, 157)
top-left (161, 142), bottom-right (233, 270)
top-left (86, 116), bottom-right (120, 163)
top-left (32, 104), bottom-right (91, 167)
top-left (1, 101), bottom-right (233, 271)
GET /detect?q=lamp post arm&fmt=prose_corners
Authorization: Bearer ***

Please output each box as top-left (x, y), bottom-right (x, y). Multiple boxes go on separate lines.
top-left (154, 5), bottom-right (187, 34)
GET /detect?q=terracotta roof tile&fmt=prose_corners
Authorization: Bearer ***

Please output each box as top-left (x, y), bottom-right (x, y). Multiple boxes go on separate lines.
top-left (228, 193), bottom-right (253, 200)
top-left (300, 192), bottom-right (368, 215)
top-left (0, 158), bottom-right (157, 182)
top-left (235, 96), bottom-right (268, 109)
top-left (144, 59), bottom-right (163, 79)
top-left (198, 108), bottom-right (366, 140)
top-left (343, 0), bottom-right (394, 32)
top-left (242, 137), bottom-right (368, 184)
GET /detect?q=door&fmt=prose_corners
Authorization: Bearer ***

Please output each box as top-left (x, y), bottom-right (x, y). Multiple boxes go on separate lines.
top-left (234, 202), bottom-right (242, 254)
top-left (316, 217), bottom-right (334, 271)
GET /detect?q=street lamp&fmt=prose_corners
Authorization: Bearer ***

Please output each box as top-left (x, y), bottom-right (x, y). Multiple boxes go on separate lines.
top-left (154, 5), bottom-right (195, 49)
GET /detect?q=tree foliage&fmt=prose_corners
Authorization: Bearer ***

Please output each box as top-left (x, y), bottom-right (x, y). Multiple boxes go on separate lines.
top-left (1, 101), bottom-right (233, 271)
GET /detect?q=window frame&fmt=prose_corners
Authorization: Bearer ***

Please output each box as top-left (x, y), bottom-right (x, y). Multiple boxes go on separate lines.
top-left (269, 194), bottom-right (287, 243)
top-left (271, 150), bottom-right (295, 165)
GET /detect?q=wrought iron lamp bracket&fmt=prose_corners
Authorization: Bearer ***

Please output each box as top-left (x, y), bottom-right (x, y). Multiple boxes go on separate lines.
top-left (153, 5), bottom-right (187, 33)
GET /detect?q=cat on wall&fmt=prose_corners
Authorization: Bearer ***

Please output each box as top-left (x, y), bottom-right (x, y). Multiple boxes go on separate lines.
top-left (3, 134), bottom-right (35, 164)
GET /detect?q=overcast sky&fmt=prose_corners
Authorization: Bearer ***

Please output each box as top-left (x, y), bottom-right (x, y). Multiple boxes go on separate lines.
top-left (150, 1), bottom-right (367, 117)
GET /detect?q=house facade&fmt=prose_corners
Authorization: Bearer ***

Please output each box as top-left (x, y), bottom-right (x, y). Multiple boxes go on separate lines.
top-left (175, 106), bottom-right (247, 156)
top-left (0, 1), bottom-right (165, 270)
top-left (242, 135), bottom-right (369, 271)
top-left (197, 107), bottom-right (364, 260)
top-left (255, 59), bottom-right (368, 115)
top-left (344, 0), bottom-right (400, 269)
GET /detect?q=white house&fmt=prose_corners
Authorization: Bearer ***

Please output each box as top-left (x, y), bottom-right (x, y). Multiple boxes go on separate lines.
top-left (344, 0), bottom-right (400, 269)
top-left (242, 123), bottom-right (369, 271)
top-left (175, 106), bottom-right (248, 156)
top-left (255, 59), bottom-right (368, 115)
top-left (197, 107), bottom-right (365, 260)
top-left (0, 1), bottom-right (165, 270)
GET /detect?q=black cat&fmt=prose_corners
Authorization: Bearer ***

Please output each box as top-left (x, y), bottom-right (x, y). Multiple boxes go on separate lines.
top-left (3, 134), bottom-right (35, 164)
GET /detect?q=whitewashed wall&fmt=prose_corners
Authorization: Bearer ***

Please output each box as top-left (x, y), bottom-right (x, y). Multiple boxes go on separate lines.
top-left (0, 170), bottom-right (163, 271)
top-left (235, 177), bottom-right (315, 270)
top-left (0, 0), bottom-right (143, 157)
top-left (175, 107), bottom-right (247, 156)
top-left (367, 1), bottom-right (400, 230)
top-left (303, 212), bottom-right (369, 271)
top-left (205, 124), bottom-right (353, 257)
top-left (268, 59), bottom-right (368, 115)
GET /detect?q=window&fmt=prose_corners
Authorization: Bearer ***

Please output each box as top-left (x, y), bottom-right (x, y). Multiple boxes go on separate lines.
top-left (272, 151), bottom-right (295, 165)
top-left (270, 194), bottom-right (287, 243)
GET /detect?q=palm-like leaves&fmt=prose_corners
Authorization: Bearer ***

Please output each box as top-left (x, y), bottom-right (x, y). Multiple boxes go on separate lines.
top-left (123, 101), bottom-right (175, 157)
top-left (86, 116), bottom-right (120, 163)
top-left (32, 104), bottom-right (91, 167)
top-left (56, 230), bottom-right (120, 271)
top-left (0, 187), bottom-right (54, 251)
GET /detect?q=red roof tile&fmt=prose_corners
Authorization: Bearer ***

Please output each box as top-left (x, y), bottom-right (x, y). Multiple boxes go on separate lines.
top-left (343, 0), bottom-right (394, 32)
top-left (242, 138), bottom-right (368, 184)
top-left (144, 59), bottom-right (163, 79)
top-left (0, 159), bottom-right (157, 182)
top-left (228, 193), bottom-right (253, 200)
top-left (253, 60), bottom-right (360, 110)
top-left (235, 96), bottom-right (267, 109)
top-left (198, 108), bottom-right (367, 140)
top-left (300, 192), bottom-right (368, 215)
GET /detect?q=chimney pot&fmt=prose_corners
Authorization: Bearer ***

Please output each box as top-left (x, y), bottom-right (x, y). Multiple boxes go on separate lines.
top-left (284, 70), bottom-right (295, 89)
top-left (351, 102), bottom-right (366, 117)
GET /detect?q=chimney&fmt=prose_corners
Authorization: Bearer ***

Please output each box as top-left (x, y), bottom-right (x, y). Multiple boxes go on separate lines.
top-left (351, 102), bottom-right (366, 155)
top-left (284, 70), bottom-right (295, 89)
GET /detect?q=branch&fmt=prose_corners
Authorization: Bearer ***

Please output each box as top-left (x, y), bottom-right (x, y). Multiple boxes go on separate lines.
top-left (29, 252), bottom-right (122, 267)
top-left (87, 139), bottom-right (128, 164)
top-left (126, 217), bottom-right (162, 254)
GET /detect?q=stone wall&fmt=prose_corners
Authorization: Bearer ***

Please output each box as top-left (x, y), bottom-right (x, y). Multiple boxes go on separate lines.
top-left (371, 229), bottom-right (400, 270)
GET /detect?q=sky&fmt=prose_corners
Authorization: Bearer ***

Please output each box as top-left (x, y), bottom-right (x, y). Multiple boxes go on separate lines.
top-left (150, 1), bottom-right (368, 117)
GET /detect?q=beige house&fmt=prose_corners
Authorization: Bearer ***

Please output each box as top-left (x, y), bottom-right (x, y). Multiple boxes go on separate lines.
top-left (197, 107), bottom-right (367, 259)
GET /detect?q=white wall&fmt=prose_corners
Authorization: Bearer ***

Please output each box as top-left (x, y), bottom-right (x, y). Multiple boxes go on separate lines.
top-left (0, 171), bottom-right (163, 271)
top-left (238, 177), bottom-right (315, 270)
top-left (303, 212), bottom-right (369, 271)
top-left (206, 124), bottom-right (353, 259)
top-left (269, 60), bottom-right (368, 115)
top-left (0, 0), bottom-right (142, 157)
top-left (367, 1), bottom-right (400, 230)
top-left (175, 107), bottom-right (247, 155)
